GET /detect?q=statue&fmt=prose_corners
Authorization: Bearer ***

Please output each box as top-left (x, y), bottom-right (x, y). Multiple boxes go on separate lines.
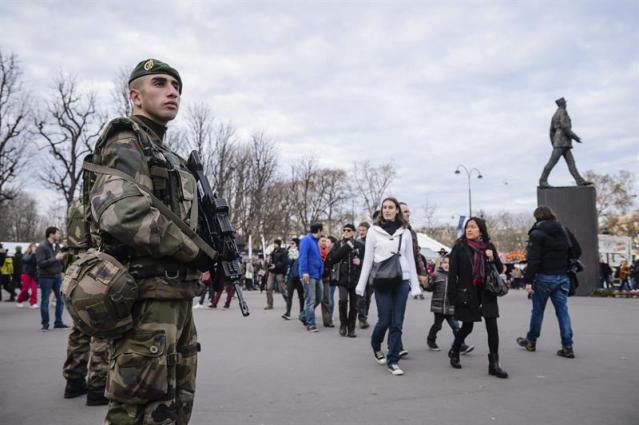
top-left (539, 97), bottom-right (592, 188)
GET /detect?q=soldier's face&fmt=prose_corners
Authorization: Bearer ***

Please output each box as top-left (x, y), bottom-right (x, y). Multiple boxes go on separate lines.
top-left (131, 74), bottom-right (180, 123)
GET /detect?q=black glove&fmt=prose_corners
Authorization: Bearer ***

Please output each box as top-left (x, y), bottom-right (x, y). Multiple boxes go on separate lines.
top-left (191, 250), bottom-right (214, 273)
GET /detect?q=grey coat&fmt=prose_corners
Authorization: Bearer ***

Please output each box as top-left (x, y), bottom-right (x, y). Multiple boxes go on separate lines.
top-left (549, 107), bottom-right (579, 149)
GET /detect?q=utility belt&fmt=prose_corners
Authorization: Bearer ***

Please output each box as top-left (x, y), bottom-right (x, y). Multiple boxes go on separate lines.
top-left (128, 257), bottom-right (199, 281)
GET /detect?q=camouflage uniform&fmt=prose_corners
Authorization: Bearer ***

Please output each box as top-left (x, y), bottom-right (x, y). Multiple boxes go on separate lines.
top-left (89, 115), bottom-right (202, 425)
top-left (63, 327), bottom-right (110, 392)
top-left (63, 200), bottom-right (110, 397)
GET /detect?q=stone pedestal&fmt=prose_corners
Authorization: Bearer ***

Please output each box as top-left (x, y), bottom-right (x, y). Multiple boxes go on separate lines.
top-left (537, 186), bottom-right (599, 295)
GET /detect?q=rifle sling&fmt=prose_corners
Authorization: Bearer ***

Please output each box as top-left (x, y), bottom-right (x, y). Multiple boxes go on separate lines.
top-left (82, 160), bottom-right (218, 261)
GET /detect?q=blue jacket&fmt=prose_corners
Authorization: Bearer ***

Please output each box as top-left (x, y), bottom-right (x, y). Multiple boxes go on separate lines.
top-left (298, 233), bottom-right (323, 280)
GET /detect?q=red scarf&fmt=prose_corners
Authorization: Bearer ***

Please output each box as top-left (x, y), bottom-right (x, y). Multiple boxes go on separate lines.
top-left (466, 239), bottom-right (489, 286)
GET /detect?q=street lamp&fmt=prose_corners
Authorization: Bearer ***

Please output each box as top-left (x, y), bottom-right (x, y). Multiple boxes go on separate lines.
top-left (454, 164), bottom-right (483, 218)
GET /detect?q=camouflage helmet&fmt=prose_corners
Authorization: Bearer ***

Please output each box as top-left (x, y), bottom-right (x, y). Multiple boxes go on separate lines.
top-left (62, 249), bottom-right (138, 338)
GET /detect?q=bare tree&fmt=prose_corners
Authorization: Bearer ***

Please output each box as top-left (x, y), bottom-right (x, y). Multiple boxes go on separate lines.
top-left (352, 160), bottom-right (396, 216)
top-left (421, 199), bottom-right (439, 231)
top-left (0, 191), bottom-right (45, 241)
top-left (34, 74), bottom-right (105, 211)
top-left (584, 170), bottom-right (636, 219)
top-left (111, 66), bottom-right (132, 117)
top-left (246, 132), bottom-right (278, 243)
top-left (0, 50), bottom-right (30, 205)
top-left (209, 122), bottom-right (237, 197)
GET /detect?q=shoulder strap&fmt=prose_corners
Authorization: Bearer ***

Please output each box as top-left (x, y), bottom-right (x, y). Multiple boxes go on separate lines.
top-left (82, 160), bottom-right (217, 261)
top-left (560, 224), bottom-right (575, 259)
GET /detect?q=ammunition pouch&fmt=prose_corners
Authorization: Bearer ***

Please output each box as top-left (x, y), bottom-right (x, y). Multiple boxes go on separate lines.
top-left (62, 249), bottom-right (138, 339)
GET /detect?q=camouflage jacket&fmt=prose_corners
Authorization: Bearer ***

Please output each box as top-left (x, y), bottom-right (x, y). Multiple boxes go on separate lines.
top-left (549, 108), bottom-right (578, 149)
top-left (89, 116), bottom-right (202, 300)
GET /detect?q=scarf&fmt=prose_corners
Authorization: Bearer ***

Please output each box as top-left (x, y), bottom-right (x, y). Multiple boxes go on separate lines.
top-left (466, 239), bottom-right (489, 286)
top-left (380, 220), bottom-right (401, 236)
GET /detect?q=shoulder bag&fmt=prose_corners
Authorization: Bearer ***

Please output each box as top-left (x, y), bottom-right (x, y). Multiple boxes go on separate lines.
top-left (371, 233), bottom-right (403, 292)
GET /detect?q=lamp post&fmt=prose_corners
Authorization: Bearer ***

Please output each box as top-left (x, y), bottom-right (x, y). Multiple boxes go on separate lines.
top-left (454, 164), bottom-right (483, 218)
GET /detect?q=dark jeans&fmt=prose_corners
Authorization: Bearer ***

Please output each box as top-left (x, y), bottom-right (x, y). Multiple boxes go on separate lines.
top-left (427, 313), bottom-right (460, 342)
top-left (371, 280), bottom-right (410, 365)
top-left (285, 277), bottom-right (304, 316)
top-left (0, 275), bottom-right (16, 300)
top-left (357, 283), bottom-right (373, 322)
top-left (39, 275), bottom-right (64, 327)
top-left (338, 286), bottom-right (357, 331)
top-left (453, 318), bottom-right (499, 354)
top-left (527, 273), bottom-right (574, 347)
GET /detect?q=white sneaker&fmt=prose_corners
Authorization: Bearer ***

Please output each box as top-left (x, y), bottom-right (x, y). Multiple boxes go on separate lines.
top-left (399, 350), bottom-right (408, 358)
top-left (388, 363), bottom-right (404, 375)
top-left (192, 304), bottom-right (204, 309)
top-left (374, 350), bottom-right (387, 365)
top-left (16, 302), bottom-right (24, 308)
top-left (30, 304), bottom-right (39, 309)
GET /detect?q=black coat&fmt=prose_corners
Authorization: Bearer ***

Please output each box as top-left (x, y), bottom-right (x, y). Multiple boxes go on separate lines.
top-left (428, 270), bottom-right (454, 316)
top-left (523, 220), bottom-right (581, 283)
top-left (326, 239), bottom-right (364, 289)
top-left (447, 240), bottom-right (504, 323)
top-left (270, 247), bottom-right (288, 275)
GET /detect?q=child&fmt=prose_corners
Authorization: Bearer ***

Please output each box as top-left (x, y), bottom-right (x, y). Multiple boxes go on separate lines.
top-left (426, 256), bottom-right (474, 354)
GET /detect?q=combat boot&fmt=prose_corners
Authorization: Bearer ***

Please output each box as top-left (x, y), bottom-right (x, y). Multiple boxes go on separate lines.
top-left (64, 378), bottom-right (88, 399)
top-left (488, 353), bottom-right (509, 379)
top-left (86, 389), bottom-right (108, 406)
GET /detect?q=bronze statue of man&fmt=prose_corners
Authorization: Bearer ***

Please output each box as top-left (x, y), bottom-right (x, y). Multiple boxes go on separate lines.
top-left (539, 97), bottom-right (592, 188)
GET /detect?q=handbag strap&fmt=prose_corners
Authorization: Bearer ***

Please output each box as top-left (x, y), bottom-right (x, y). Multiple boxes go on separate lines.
top-left (559, 224), bottom-right (576, 260)
top-left (393, 233), bottom-right (403, 255)
top-left (83, 160), bottom-right (218, 261)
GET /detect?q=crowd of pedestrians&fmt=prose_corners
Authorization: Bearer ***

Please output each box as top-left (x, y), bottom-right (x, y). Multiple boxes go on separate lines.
top-left (219, 200), bottom-right (592, 378)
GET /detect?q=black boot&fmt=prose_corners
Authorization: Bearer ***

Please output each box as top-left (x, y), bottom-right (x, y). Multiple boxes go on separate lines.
top-left (339, 323), bottom-right (347, 336)
top-left (488, 353), bottom-right (509, 379)
top-left (64, 378), bottom-right (88, 399)
top-left (448, 348), bottom-right (461, 369)
top-left (86, 389), bottom-right (109, 406)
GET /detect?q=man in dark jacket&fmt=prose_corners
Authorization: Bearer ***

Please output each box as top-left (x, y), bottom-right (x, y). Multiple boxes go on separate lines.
top-left (265, 239), bottom-right (288, 309)
top-left (517, 206), bottom-right (581, 358)
top-left (36, 226), bottom-right (68, 331)
top-left (327, 224), bottom-right (365, 337)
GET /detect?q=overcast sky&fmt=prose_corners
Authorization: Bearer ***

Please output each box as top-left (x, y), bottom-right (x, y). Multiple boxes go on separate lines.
top-left (1, 0), bottom-right (637, 227)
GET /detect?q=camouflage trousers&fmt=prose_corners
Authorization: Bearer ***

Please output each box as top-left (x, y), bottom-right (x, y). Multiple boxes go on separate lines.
top-left (105, 299), bottom-right (199, 425)
top-left (63, 325), bottom-right (109, 391)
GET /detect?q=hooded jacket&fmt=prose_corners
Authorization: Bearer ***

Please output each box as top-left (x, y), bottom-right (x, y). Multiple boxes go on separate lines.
top-left (524, 220), bottom-right (581, 283)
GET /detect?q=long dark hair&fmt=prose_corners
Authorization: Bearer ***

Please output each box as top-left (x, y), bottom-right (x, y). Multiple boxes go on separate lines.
top-left (459, 216), bottom-right (491, 244)
top-left (373, 197), bottom-right (408, 228)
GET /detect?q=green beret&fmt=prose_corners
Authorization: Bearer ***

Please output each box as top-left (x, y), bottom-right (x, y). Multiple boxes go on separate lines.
top-left (128, 58), bottom-right (182, 93)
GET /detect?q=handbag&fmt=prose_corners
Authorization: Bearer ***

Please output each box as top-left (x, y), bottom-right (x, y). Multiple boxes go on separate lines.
top-left (560, 225), bottom-right (583, 296)
top-left (485, 263), bottom-right (508, 297)
top-left (371, 234), bottom-right (403, 292)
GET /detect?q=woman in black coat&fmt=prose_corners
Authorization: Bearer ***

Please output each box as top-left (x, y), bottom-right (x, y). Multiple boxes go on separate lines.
top-left (447, 217), bottom-right (508, 378)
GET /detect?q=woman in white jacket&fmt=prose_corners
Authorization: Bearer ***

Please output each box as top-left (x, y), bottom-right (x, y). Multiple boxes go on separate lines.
top-left (356, 197), bottom-right (422, 375)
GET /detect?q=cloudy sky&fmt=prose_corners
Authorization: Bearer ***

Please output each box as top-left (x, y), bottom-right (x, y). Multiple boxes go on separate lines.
top-left (1, 0), bottom-right (637, 226)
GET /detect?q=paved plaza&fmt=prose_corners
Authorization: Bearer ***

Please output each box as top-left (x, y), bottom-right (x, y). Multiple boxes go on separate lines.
top-left (0, 289), bottom-right (637, 425)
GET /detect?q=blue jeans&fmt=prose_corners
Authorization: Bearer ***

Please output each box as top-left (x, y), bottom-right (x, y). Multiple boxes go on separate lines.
top-left (329, 285), bottom-right (336, 315)
top-left (527, 273), bottom-right (573, 347)
top-left (39, 275), bottom-right (64, 328)
top-left (303, 278), bottom-right (322, 328)
top-left (371, 280), bottom-right (410, 364)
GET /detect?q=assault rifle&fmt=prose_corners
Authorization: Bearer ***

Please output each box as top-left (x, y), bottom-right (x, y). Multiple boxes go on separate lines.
top-left (187, 151), bottom-right (250, 317)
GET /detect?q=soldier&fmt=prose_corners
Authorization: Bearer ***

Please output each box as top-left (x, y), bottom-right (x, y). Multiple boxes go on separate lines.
top-left (62, 200), bottom-right (110, 406)
top-left (89, 59), bottom-right (207, 424)
top-left (539, 97), bottom-right (592, 188)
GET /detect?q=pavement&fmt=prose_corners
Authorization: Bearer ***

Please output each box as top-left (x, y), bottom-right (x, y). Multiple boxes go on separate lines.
top-left (0, 289), bottom-right (637, 425)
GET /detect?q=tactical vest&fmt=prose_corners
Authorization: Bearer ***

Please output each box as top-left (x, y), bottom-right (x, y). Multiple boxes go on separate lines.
top-left (82, 117), bottom-right (197, 260)
top-left (80, 117), bottom-right (202, 299)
